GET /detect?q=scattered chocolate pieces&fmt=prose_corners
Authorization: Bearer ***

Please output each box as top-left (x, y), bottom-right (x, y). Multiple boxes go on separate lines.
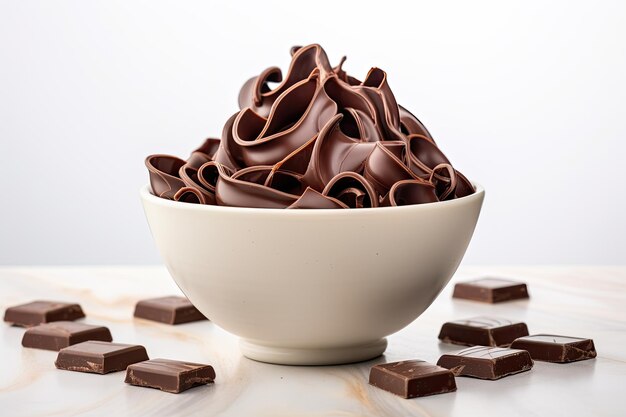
top-left (453, 278), bottom-right (529, 303)
top-left (133, 296), bottom-right (207, 325)
top-left (55, 341), bottom-right (149, 374)
top-left (438, 317), bottom-right (529, 347)
top-left (22, 321), bottom-right (112, 351)
top-left (125, 358), bottom-right (216, 393)
top-left (4, 301), bottom-right (85, 327)
top-left (437, 346), bottom-right (533, 380)
top-left (369, 360), bottom-right (456, 398)
top-left (510, 334), bottom-right (597, 363)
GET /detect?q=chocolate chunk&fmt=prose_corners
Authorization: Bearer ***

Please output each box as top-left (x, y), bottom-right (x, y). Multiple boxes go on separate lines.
top-left (438, 317), bottom-right (529, 347)
top-left (453, 278), bottom-right (529, 303)
top-left (22, 321), bottom-right (112, 351)
top-left (55, 341), bottom-right (149, 374)
top-left (437, 346), bottom-right (533, 380)
top-left (369, 360), bottom-right (456, 398)
top-left (510, 334), bottom-right (597, 363)
top-left (125, 358), bottom-right (216, 393)
top-left (133, 296), bottom-right (207, 325)
top-left (4, 301), bottom-right (85, 327)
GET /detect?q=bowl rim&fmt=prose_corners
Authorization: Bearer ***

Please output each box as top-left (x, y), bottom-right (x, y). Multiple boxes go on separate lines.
top-left (140, 182), bottom-right (484, 216)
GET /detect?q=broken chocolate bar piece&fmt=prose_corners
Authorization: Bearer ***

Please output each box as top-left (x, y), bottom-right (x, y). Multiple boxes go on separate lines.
top-left (510, 334), bottom-right (597, 363)
top-left (22, 321), bottom-right (112, 351)
top-left (125, 358), bottom-right (216, 393)
top-left (369, 360), bottom-right (456, 398)
top-left (55, 341), bottom-right (149, 374)
top-left (437, 346), bottom-right (533, 380)
top-left (453, 278), bottom-right (529, 303)
top-left (438, 317), bottom-right (529, 346)
top-left (4, 301), bottom-right (85, 327)
top-left (133, 296), bottom-right (207, 324)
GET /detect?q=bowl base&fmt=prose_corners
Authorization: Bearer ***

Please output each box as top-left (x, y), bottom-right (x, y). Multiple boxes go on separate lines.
top-left (239, 338), bottom-right (387, 365)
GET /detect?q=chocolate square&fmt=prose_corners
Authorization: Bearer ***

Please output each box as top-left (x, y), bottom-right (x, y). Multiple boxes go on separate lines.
top-left (55, 341), bottom-right (149, 374)
top-left (453, 278), bottom-right (529, 303)
top-left (438, 317), bottom-right (529, 346)
top-left (133, 296), bottom-right (207, 325)
top-left (510, 334), bottom-right (597, 363)
top-left (369, 360), bottom-right (456, 398)
top-left (125, 358), bottom-right (216, 393)
top-left (22, 321), bottom-right (112, 351)
top-left (437, 346), bottom-right (533, 379)
top-left (4, 301), bottom-right (85, 327)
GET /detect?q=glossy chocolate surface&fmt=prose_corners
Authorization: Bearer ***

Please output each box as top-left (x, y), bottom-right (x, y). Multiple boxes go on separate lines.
top-left (4, 301), bottom-right (85, 327)
top-left (125, 358), bottom-right (216, 394)
top-left (22, 321), bottom-right (112, 351)
top-left (369, 360), bottom-right (456, 398)
top-left (146, 44), bottom-right (474, 208)
top-left (133, 296), bottom-right (207, 325)
top-left (438, 317), bottom-right (529, 347)
top-left (437, 346), bottom-right (533, 380)
top-left (510, 334), bottom-right (597, 363)
top-left (453, 278), bottom-right (529, 303)
top-left (55, 341), bottom-right (149, 374)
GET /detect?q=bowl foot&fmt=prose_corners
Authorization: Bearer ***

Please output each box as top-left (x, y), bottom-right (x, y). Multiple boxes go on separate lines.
top-left (239, 338), bottom-right (387, 365)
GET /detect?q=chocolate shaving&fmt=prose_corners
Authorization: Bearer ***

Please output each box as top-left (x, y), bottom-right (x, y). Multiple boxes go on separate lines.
top-left (146, 44), bottom-right (475, 208)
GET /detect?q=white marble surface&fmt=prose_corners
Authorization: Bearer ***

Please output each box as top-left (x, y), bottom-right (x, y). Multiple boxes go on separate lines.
top-left (0, 266), bottom-right (624, 417)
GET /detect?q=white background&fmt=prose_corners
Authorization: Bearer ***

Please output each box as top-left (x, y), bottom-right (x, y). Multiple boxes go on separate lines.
top-left (1, 0), bottom-right (624, 265)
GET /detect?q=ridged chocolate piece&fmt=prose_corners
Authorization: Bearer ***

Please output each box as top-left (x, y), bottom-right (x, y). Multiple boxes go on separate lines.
top-left (510, 334), bottom-right (597, 363)
top-left (146, 44), bottom-right (475, 209)
top-left (437, 346), bottom-right (533, 380)
top-left (55, 341), bottom-right (149, 374)
top-left (125, 358), bottom-right (216, 393)
top-left (369, 360), bottom-right (456, 399)
top-left (133, 296), bottom-right (207, 325)
top-left (4, 301), bottom-right (85, 327)
top-left (22, 321), bottom-right (112, 351)
top-left (453, 278), bottom-right (529, 303)
top-left (438, 317), bottom-right (529, 347)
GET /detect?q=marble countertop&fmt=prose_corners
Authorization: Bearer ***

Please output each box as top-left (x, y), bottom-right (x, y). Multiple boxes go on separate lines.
top-left (1, 266), bottom-right (624, 416)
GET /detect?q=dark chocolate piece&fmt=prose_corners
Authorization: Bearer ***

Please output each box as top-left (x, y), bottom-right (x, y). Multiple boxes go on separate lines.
top-left (55, 341), bottom-right (149, 374)
top-left (146, 44), bottom-right (476, 210)
top-left (133, 296), bottom-right (207, 325)
top-left (369, 360), bottom-right (456, 398)
top-left (125, 358), bottom-right (216, 393)
top-left (510, 334), bottom-right (597, 363)
top-left (438, 317), bottom-right (529, 347)
top-left (4, 301), bottom-right (85, 327)
top-left (437, 346), bottom-right (533, 380)
top-left (22, 321), bottom-right (112, 351)
top-left (453, 278), bottom-right (529, 303)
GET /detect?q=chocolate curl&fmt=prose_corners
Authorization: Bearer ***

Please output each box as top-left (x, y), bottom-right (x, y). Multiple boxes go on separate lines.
top-left (173, 187), bottom-right (205, 204)
top-left (454, 170), bottom-right (475, 198)
top-left (238, 44), bottom-right (333, 117)
top-left (352, 68), bottom-right (404, 142)
top-left (322, 172), bottom-right (378, 208)
top-left (287, 187), bottom-right (348, 209)
top-left (380, 179), bottom-right (439, 206)
top-left (179, 164), bottom-right (217, 205)
top-left (186, 138), bottom-right (221, 169)
top-left (214, 164), bottom-right (301, 208)
top-left (145, 154), bottom-right (186, 199)
top-left (363, 142), bottom-right (417, 196)
top-left (399, 105), bottom-right (434, 142)
top-left (232, 73), bottom-right (337, 167)
top-left (303, 114), bottom-right (377, 191)
top-left (429, 163), bottom-right (457, 201)
top-left (214, 113), bottom-right (242, 172)
top-left (406, 134), bottom-right (451, 179)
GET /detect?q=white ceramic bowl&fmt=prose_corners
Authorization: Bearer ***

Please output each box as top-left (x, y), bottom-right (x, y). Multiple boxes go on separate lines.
top-left (141, 184), bottom-right (484, 365)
